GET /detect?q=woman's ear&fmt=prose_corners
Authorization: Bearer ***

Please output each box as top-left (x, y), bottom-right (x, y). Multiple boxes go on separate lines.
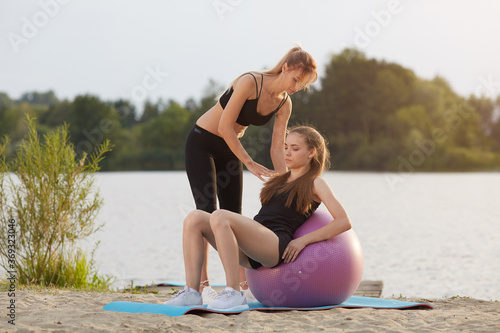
top-left (309, 71), bottom-right (318, 84)
top-left (282, 63), bottom-right (289, 73)
top-left (308, 148), bottom-right (316, 159)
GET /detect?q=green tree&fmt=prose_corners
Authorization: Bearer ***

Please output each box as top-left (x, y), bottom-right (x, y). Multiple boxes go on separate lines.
top-left (0, 103), bottom-right (43, 150)
top-left (484, 96), bottom-right (500, 152)
top-left (468, 95), bottom-right (495, 134)
top-left (114, 99), bottom-right (138, 128)
top-left (186, 78), bottom-right (225, 125)
top-left (139, 100), bottom-right (160, 123)
top-left (291, 48), bottom-right (499, 171)
top-left (302, 49), bottom-right (419, 169)
top-left (40, 100), bottom-right (72, 128)
top-left (19, 90), bottom-right (58, 106)
top-left (68, 95), bottom-right (120, 161)
top-left (140, 100), bottom-right (190, 150)
top-left (0, 92), bottom-right (14, 109)
top-left (135, 100), bottom-right (191, 169)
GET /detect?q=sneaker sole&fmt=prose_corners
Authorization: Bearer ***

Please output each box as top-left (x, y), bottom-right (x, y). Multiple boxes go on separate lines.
top-left (207, 304), bottom-right (250, 312)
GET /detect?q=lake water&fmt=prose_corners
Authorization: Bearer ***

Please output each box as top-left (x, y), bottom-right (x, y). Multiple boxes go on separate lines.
top-left (89, 171), bottom-right (500, 300)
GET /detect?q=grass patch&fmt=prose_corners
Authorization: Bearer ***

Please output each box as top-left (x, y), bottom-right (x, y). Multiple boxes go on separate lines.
top-left (121, 281), bottom-right (159, 294)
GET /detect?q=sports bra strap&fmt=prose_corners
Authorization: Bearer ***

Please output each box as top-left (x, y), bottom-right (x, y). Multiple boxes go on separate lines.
top-left (274, 93), bottom-right (289, 112)
top-left (243, 72), bottom-right (259, 99)
top-left (258, 74), bottom-right (264, 98)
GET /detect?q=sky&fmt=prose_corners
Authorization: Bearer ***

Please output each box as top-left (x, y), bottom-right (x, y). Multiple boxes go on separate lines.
top-left (1, 0), bottom-right (500, 110)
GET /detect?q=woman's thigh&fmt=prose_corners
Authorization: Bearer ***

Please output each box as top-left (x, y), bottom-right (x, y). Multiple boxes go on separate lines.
top-left (211, 210), bottom-right (281, 268)
top-left (214, 153), bottom-right (242, 214)
top-left (185, 127), bottom-right (217, 213)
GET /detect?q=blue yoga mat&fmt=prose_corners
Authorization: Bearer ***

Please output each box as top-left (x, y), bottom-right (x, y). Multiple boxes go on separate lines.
top-left (103, 296), bottom-right (433, 317)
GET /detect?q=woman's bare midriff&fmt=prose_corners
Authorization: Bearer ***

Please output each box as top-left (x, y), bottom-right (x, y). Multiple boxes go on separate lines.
top-left (196, 103), bottom-right (247, 139)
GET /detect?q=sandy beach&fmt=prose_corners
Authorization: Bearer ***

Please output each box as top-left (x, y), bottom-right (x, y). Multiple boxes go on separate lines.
top-left (2, 288), bottom-right (499, 332)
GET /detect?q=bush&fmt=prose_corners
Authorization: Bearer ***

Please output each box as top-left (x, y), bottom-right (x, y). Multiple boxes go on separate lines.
top-left (0, 115), bottom-right (113, 289)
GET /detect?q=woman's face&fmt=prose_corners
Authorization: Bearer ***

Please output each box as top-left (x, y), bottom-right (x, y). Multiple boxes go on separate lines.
top-left (282, 65), bottom-right (316, 95)
top-left (284, 132), bottom-right (314, 169)
top-left (284, 69), bottom-right (305, 95)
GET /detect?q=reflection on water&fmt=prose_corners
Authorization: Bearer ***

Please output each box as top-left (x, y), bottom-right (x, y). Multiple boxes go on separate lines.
top-left (91, 171), bottom-right (500, 300)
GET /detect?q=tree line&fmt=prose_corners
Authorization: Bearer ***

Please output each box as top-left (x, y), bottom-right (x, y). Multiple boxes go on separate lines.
top-left (1, 49), bottom-right (500, 172)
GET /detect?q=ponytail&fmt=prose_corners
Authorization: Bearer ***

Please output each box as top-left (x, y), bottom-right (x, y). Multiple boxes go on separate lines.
top-left (262, 45), bottom-right (318, 91)
top-left (226, 46), bottom-right (318, 94)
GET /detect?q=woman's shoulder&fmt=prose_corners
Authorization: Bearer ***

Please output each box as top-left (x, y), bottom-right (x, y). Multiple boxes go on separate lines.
top-left (233, 72), bottom-right (259, 90)
top-left (235, 71), bottom-right (260, 82)
top-left (312, 176), bottom-right (332, 193)
top-left (274, 92), bottom-right (292, 118)
top-left (284, 93), bottom-right (293, 108)
top-left (310, 177), bottom-right (327, 203)
top-left (313, 176), bottom-right (327, 186)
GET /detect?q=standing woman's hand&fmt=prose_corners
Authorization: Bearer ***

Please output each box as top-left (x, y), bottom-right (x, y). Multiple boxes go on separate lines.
top-left (245, 160), bottom-right (274, 181)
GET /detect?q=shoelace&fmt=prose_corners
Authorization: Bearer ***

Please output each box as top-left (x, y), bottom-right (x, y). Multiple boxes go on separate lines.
top-left (204, 287), bottom-right (218, 297)
top-left (216, 289), bottom-right (239, 301)
top-left (172, 289), bottom-right (187, 300)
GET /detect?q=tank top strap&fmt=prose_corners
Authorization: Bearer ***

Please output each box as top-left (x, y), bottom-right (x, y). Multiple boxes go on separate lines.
top-left (274, 92), bottom-right (289, 113)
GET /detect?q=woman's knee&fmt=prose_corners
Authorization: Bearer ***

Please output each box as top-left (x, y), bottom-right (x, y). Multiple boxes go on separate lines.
top-left (183, 209), bottom-right (208, 231)
top-left (210, 209), bottom-right (231, 230)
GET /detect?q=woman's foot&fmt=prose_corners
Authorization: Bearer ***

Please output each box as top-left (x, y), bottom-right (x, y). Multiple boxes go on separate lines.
top-left (207, 287), bottom-right (249, 311)
top-left (239, 281), bottom-right (257, 302)
top-left (163, 286), bottom-right (202, 306)
top-left (242, 288), bottom-right (257, 302)
top-left (202, 286), bottom-right (219, 304)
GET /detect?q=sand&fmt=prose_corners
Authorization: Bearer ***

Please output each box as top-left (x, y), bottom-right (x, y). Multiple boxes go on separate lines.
top-left (1, 289), bottom-right (499, 332)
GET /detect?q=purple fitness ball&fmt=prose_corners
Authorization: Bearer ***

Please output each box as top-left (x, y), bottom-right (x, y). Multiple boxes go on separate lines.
top-left (246, 210), bottom-right (364, 307)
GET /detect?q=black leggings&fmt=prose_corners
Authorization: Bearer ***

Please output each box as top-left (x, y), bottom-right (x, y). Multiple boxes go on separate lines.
top-left (185, 124), bottom-right (243, 214)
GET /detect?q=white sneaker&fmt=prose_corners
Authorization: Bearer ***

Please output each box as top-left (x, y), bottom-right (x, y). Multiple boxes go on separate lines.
top-left (163, 286), bottom-right (202, 306)
top-left (242, 288), bottom-right (257, 303)
top-left (202, 286), bottom-right (219, 304)
top-left (207, 287), bottom-right (249, 311)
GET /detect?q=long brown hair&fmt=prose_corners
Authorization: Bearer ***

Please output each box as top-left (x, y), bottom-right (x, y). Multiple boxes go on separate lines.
top-left (260, 126), bottom-right (330, 215)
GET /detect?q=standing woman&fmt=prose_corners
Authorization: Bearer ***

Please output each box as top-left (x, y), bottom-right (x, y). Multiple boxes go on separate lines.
top-left (184, 46), bottom-right (317, 300)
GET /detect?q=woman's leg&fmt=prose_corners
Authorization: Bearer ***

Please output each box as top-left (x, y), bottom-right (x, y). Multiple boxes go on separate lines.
top-left (185, 126), bottom-right (218, 289)
top-left (185, 126), bottom-right (218, 213)
top-left (239, 269), bottom-right (248, 290)
top-left (164, 209), bottom-right (217, 306)
top-left (214, 152), bottom-right (242, 214)
top-left (214, 151), bottom-right (250, 290)
top-left (182, 210), bottom-right (218, 292)
top-left (209, 209), bottom-right (280, 291)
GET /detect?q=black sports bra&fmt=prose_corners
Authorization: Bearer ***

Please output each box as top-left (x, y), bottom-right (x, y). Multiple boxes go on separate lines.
top-left (219, 73), bottom-right (288, 126)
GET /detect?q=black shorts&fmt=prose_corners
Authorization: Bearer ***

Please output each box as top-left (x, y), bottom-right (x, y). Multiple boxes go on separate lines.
top-left (247, 231), bottom-right (291, 269)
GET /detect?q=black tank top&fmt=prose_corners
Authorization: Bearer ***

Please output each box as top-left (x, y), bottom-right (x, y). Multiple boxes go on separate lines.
top-left (219, 73), bottom-right (288, 126)
top-left (254, 189), bottom-right (320, 238)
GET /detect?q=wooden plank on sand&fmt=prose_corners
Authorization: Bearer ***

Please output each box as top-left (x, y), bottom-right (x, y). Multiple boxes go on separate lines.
top-left (142, 280), bottom-right (384, 298)
top-left (353, 280), bottom-right (384, 298)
